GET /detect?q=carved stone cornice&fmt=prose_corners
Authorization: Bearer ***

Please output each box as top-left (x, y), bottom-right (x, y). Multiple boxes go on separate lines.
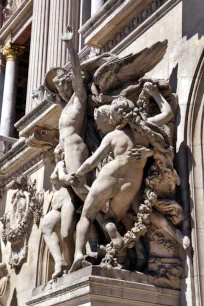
top-left (79, 0), bottom-right (181, 53)
top-left (2, 42), bottom-right (25, 61)
top-left (0, 0), bottom-right (33, 44)
top-left (15, 100), bottom-right (54, 133)
top-left (103, 0), bottom-right (181, 53)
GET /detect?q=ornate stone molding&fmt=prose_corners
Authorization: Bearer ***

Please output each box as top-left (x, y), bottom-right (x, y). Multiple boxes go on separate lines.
top-left (2, 0), bottom-right (25, 24)
top-left (0, 0), bottom-right (32, 44)
top-left (1, 42), bottom-right (24, 61)
top-left (15, 100), bottom-right (53, 133)
top-left (102, 0), bottom-right (167, 52)
top-left (26, 266), bottom-right (181, 306)
top-left (0, 175), bottom-right (44, 269)
top-left (0, 137), bottom-right (45, 187)
top-left (26, 128), bottom-right (59, 151)
top-left (78, 0), bottom-right (180, 54)
top-left (0, 137), bottom-right (27, 169)
top-left (0, 135), bottom-right (17, 158)
top-left (4, 151), bottom-right (45, 186)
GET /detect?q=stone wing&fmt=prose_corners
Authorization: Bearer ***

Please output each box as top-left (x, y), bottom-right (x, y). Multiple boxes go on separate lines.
top-left (93, 40), bottom-right (168, 93)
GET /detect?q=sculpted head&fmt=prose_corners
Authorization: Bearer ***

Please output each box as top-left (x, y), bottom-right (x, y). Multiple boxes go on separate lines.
top-left (10, 175), bottom-right (28, 190)
top-left (53, 69), bottom-right (73, 102)
top-left (94, 105), bottom-right (115, 134)
top-left (110, 96), bottom-right (135, 127)
top-left (94, 97), bottom-right (136, 133)
top-left (44, 68), bottom-right (73, 103)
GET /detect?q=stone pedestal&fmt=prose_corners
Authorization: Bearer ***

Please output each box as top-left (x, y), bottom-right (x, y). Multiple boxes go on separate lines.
top-left (26, 266), bottom-right (180, 306)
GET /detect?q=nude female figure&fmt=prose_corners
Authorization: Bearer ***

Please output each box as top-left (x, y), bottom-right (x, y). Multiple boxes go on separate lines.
top-left (69, 83), bottom-right (174, 272)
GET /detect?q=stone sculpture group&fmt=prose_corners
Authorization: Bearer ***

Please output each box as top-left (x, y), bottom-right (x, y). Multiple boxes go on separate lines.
top-left (41, 26), bottom-right (190, 289)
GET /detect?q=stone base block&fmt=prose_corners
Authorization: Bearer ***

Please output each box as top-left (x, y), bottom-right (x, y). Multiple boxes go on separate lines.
top-left (26, 266), bottom-right (180, 306)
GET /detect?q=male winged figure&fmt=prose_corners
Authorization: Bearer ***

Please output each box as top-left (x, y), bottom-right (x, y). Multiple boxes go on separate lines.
top-left (56, 26), bottom-right (89, 200)
top-left (42, 26), bottom-right (90, 279)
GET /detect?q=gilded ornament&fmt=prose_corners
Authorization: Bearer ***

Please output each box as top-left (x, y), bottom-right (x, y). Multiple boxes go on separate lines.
top-left (1, 43), bottom-right (24, 61)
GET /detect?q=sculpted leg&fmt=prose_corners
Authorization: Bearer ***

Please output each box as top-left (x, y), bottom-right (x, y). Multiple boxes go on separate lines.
top-left (106, 182), bottom-right (140, 249)
top-left (69, 184), bottom-right (114, 273)
top-left (61, 188), bottom-right (78, 269)
top-left (41, 210), bottom-right (63, 279)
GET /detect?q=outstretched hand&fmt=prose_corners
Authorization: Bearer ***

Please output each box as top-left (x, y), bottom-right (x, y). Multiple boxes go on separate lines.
top-left (128, 147), bottom-right (152, 160)
top-left (59, 173), bottom-right (77, 187)
top-left (66, 172), bottom-right (81, 188)
top-left (143, 82), bottom-right (159, 97)
top-left (62, 25), bottom-right (74, 42)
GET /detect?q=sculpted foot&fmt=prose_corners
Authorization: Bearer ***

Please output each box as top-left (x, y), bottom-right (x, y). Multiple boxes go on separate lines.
top-left (52, 262), bottom-right (63, 279)
top-left (182, 236), bottom-right (190, 250)
top-left (52, 261), bottom-right (68, 279)
top-left (176, 230), bottom-right (190, 250)
top-left (112, 234), bottom-right (124, 250)
top-left (69, 254), bottom-right (84, 273)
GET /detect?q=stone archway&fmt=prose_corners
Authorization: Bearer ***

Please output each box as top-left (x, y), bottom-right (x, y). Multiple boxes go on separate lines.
top-left (186, 52), bottom-right (204, 306)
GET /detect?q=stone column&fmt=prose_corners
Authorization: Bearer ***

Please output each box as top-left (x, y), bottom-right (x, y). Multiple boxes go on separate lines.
top-left (25, 0), bottom-right (50, 113)
top-left (0, 43), bottom-right (24, 137)
top-left (0, 53), bottom-right (5, 122)
top-left (79, 0), bottom-right (91, 50)
top-left (46, 0), bottom-right (80, 70)
top-left (91, 0), bottom-right (105, 16)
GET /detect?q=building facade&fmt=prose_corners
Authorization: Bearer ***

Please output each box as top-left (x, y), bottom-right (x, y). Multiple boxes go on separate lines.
top-left (0, 0), bottom-right (203, 305)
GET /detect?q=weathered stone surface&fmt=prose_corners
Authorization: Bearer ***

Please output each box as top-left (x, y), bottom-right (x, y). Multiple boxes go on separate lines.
top-left (0, 0), bottom-right (203, 305)
top-left (27, 266), bottom-right (181, 306)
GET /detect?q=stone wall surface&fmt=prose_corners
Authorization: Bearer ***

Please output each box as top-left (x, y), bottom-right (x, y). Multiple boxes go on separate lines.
top-left (0, 160), bottom-right (54, 306)
top-left (0, 0), bottom-right (204, 306)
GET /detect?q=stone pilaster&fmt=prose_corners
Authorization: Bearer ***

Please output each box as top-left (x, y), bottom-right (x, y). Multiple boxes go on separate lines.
top-left (0, 43), bottom-right (24, 137)
top-left (91, 0), bottom-right (105, 16)
top-left (79, 0), bottom-right (91, 50)
top-left (25, 0), bottom-right (50, 113)
top-left (46, 0), bottom-right (80, 70)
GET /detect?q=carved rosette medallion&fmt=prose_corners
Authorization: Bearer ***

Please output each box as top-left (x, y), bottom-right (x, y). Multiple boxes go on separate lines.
top-left (0, 175), bottom-right (44, 269)
top-left (2, 43), bottom-right (25, 61)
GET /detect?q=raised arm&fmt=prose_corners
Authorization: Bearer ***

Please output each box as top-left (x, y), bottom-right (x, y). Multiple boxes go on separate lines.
top-left (144, 82), bottom-right (174, 126)
top-left (62, 26), bottom-right (86, 101)
top-left (76, 134), bottom-right (112, 176)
